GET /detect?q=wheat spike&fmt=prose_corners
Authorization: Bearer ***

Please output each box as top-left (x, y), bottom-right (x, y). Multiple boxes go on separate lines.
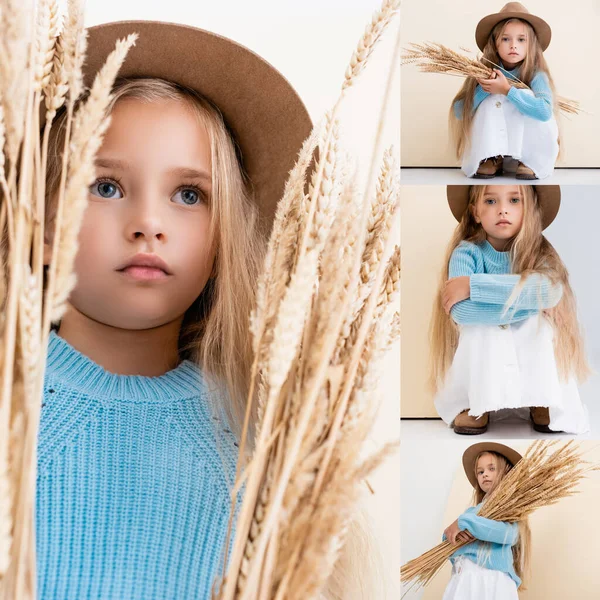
top-left (0, 0), bottom-right (32, 165)
top-left (43, 33), bottom-right (69, 123)
top-left (32, 0), bottom-right (60, 93)
top-left (343, 0), bottom-right (401, 91)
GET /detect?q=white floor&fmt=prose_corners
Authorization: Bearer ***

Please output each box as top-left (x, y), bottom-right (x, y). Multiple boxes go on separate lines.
top-left (401, 373), bottom-right (600, 441)
top-left (400, 167), bottom-right (600, 186)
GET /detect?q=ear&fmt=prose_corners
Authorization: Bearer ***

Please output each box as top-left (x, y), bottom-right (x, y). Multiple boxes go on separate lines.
top-left (470, 203), bottom-right (481, 224)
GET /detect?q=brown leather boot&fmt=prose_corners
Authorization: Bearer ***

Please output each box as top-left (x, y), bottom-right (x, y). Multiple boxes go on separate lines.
top-left (530, 407), bottom-right (563, 433)
top-left (515, 162), bottom-right (537, 180)
top-left (473, 156), bottom-right (503, 179)
top-left (453, 410), bottom-right (489, 435)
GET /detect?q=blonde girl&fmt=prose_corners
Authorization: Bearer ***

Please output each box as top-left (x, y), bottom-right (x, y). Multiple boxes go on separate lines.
top-left (429, 185), bottom-right (590, 435)
top-left (28, 20), bottom-right (370, 600)
top-left (450, 3), bottom-right (559, 180)
top-left (442, 442), bottom-right (530, 599)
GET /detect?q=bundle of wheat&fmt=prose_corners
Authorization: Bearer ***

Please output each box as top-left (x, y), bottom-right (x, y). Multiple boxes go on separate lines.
top-left (0, 1), bottom-right (136, 598)
top-left (214, 1), bottom-right (401, 599)
top-left (402, 42), bottom-right (580, 116)
top-left (401, 440), bottom-right (598, 594)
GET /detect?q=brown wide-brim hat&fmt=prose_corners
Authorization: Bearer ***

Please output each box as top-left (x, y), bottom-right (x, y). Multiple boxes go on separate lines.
top-left (475, 2), bottom-right (552, 52)
top-left (447, 185), bottom-right (560, 230)
top-left (80, 21), bottom-right (312, 231)
top-left (462, 442), bottom-right (522, 489)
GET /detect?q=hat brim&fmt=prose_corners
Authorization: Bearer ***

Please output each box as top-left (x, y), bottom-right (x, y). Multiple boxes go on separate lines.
top-left (462, 442), bottom-right (522, 489)
top-left (447, 185), bottom-right (560, 230)
top-left (78, 21), bottom-right (312, 232)
top-left (475, 11), bottom-right (552, 52)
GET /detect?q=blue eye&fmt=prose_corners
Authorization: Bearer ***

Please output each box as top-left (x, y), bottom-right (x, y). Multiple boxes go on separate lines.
top-left (484, 198), bottom-right (496, 205)
top-left (173, 186), bottom-right (204, 206)
top-left (511, 197), bottom-right (521, 203)
top-left (90, 179), bottom-right (123, 199)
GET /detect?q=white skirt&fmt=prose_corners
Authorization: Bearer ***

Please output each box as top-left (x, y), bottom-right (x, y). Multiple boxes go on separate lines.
top-left (443, 557), bottom-right (518, 600)
top-left (434, 313), bottom-right (589, 434)
top-left (462, 92), bottom-right (559, 180)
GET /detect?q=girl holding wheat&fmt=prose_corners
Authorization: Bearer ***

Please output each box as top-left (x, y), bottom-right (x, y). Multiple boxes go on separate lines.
top-left (34, 20), bottom-right (312, 599)
top-left (1, 0), bottom-right (403, 595)
top-left (429, 184), bottom-right (590, 435)
top-left (451, 3), bottom-right (559, 180)
top-left (441, 442), bottom-right (528, 599)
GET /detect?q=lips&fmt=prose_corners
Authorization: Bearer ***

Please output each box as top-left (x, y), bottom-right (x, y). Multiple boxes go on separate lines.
top-left (496, 220), bottom-right (512, 225)
top-left (117, 253), bottom-right (172, 275)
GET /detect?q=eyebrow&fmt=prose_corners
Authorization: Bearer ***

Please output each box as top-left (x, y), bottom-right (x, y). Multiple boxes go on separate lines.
top-left (94, 158), bottom-right (211, 182)
top-left (483, 190), bottom-right (521, 196)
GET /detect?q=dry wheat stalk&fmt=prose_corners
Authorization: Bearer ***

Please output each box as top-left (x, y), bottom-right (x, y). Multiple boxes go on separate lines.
top-left (400, 440), bottom-right (598, 595)
top-left (0, 1), bottom-right (136, 597)
top-left (402, 42), bottom-right (580, 116)
top-left (215, 1), bottom-right (400, 598)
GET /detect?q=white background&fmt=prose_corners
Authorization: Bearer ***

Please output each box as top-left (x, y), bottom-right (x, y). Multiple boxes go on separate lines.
top-left (76, 0), bottom-right (401, 597)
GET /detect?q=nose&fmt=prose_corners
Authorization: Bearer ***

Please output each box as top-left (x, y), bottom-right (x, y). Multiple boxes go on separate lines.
top-left (125, 195), bottom-right (167, 244)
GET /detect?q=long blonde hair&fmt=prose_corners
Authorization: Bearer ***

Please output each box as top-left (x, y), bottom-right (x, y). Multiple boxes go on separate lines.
top-left (449, 18), bottom-right (559, 158)
top-left (472, 451), bottom-right (531, 589)
top-left (43, 77), bottom-right (374, 599)
top-left (429, 185), bottom-right (590, 393)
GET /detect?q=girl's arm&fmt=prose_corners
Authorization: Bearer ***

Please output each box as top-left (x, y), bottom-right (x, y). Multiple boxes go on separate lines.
top-left (457, 511), bottom-right (519, 546)
top-left (453, 85), bottom-right (490, 120)
top-left (505, 72), bottom-right (553, 122)
top-left (447, 243), bottom-right (544, 326)
top-left (470, 273), bottom-right (563, 309)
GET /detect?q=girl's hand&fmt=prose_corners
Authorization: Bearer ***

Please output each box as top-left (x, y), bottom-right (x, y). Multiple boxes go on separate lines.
top-left (444, 519), bottom-right (469, 544)
top-left (477, 69), bottom-right (511, 95)
top-left (442, 276), bottom-right (471, 314)
top-left (456, 531), bottom-right (476, 544)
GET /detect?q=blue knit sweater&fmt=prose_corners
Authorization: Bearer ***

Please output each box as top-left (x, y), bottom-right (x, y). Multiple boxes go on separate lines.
top-left (443, 503), bottom-right (520, 588)
top-left (453, 63), bottom-right (554, 122)
top-left (448, 239), bottom-right (563, 326)
top-left (36, 330), bottom-right (238, 599)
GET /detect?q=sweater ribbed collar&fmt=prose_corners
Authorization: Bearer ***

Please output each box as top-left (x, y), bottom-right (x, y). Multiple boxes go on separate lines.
top-left (480, 239), bottom-right (511, 270)
top-left (46, 330), bottom-right (206, 403)
top-left (498, 61), bottom-right (521, 80)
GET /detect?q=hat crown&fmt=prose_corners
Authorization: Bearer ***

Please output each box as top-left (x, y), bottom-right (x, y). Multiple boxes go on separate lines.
top-left (500, 2), bottom-right (531, 15)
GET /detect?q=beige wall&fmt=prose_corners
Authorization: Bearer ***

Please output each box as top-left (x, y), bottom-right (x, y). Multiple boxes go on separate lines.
top-left (421, 441), bottom-right (600, 599)
top-left (401, 186), bottom-right (454, 417)
top-left (401, 0), bottom-right (600, 167)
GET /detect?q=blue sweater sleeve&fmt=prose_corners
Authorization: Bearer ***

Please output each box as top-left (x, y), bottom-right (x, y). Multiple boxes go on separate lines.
top-left (506, 72), bottom-right (553, 122)
top-left (453, 85), bottom-right (490, 120)
top-left (458, 510), bottom-right (518, 546)
top-left (448, 244), bottom-right (542, 325)
top-left (470, 273), bottom-right (563, 308)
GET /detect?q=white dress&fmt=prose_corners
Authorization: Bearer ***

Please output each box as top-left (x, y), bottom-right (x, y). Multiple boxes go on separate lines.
top-left (443, 557), bottom-right (518, 600)
top-left (462, 91), bottom-right (559, 180)
top-left (434, 313), bottom-right (590, 434)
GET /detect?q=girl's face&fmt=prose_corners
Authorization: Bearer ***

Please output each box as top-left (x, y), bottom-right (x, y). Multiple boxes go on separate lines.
top-left (472, 185), bottom-right (523, 250)
top-left (496, 20), bottom-right (529, 68)
top-left (476, 453), bottom-right (499, 495)
top-left (45, 97), bottom-right (216, 330)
